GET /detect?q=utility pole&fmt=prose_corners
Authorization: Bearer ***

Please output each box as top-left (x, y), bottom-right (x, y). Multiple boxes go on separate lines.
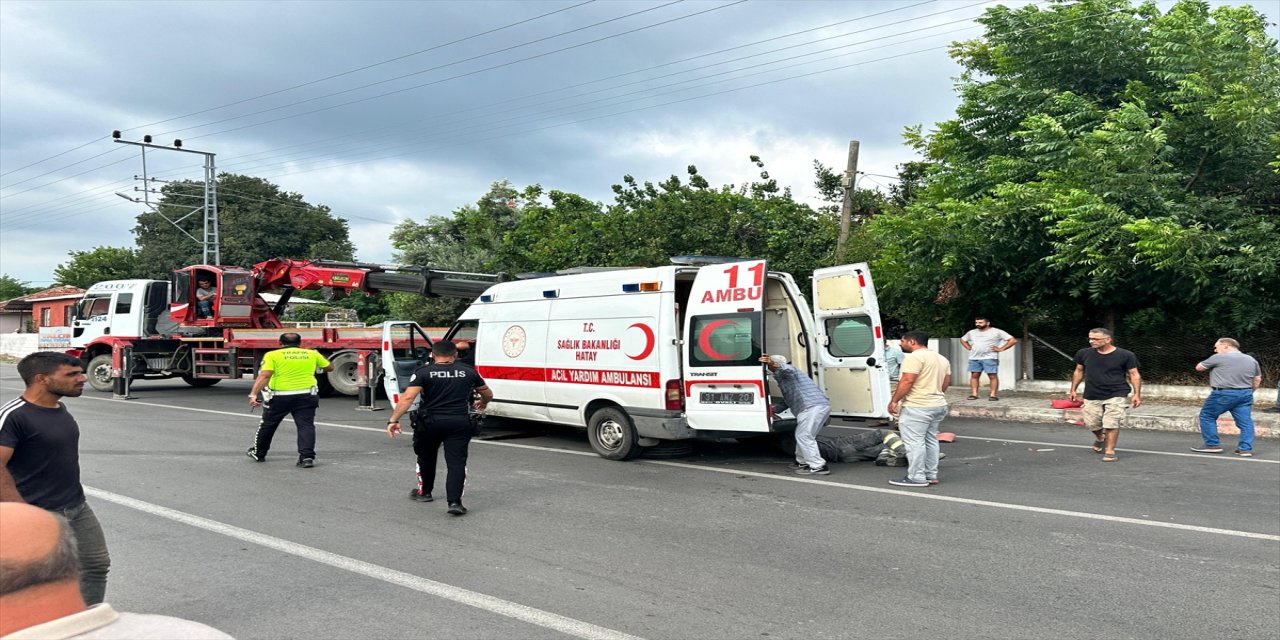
top-left (112, 132), bottom-right (220, 265)
top-left (835, 140), bottom-right (860, 264)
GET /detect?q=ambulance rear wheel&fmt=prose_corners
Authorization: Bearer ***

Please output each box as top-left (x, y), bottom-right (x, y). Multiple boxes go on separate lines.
top-left (588, 407), bottom-right (640, 460)
top-left (87, 354), bottom-right (114, 393)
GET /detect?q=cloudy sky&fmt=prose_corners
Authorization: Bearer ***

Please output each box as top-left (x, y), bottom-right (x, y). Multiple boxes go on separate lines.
top-left (1, 0), bottom-right (1272, 287)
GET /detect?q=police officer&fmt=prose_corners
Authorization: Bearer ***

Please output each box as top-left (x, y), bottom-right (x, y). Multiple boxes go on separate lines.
top-left (246, 333), bottom-right (334, 468)
top-left (386, 341), bottom-right (492, 516)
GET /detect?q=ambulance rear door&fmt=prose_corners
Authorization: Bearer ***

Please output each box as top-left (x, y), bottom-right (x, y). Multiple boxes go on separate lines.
top-left (681, 259), bottom-right (770, 432)
top-left (812, 263), bottom-right (890, 418)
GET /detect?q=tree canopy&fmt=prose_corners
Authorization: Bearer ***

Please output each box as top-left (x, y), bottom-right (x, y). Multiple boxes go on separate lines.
top-left (387, 162), bottom-right (860, 325)
top-left (0, 274), bottom-right (38, 300)
top-left (868, 0), bottom-right (1280, 334)
top-left (52, 246), bottom-right (140, 288)
top-left (133, 174), bottom-right (355, 278)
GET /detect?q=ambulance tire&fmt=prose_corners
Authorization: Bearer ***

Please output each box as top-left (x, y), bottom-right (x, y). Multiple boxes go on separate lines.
top-left (587, 407), bottom-right (640, 461)
top-left (87, 354), bottom-right (114, 393)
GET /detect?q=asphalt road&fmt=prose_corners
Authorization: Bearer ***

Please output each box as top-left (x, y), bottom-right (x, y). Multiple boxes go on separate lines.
top-left (2, 366), bottom-right (1277, 640)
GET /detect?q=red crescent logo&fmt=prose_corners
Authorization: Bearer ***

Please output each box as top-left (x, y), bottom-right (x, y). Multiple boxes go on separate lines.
top-left (626, 323), bottom-right (655, 360)
top-left (697, 319), bottom-right (734, 360)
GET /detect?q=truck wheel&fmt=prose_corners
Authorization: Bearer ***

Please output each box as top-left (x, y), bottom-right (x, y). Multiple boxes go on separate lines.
top-left (587, 407), bottom-right (640, 460)
top-left (181, 375), bottom-right (220, 388)
top-left (86, 354), bottom-right (114, 393)
top-left (325, 352), bottom-right (361, 396)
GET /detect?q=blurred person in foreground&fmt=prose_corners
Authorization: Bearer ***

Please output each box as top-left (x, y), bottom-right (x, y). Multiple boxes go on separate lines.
top-left (0, 502), bottom-right (233, 639)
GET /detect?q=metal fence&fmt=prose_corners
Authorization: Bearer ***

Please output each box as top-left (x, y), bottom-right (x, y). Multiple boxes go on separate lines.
top-left (1027, 332), bottom-right (1280, 387)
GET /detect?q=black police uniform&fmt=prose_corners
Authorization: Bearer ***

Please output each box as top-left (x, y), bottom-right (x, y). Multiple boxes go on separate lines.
top-left (407, 361), bottom-right (486, 505)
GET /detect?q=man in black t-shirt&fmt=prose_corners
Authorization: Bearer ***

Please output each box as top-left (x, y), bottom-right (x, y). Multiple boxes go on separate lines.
top-left (1068, 328), bottom-right (1142, 462)
top-left (0, 352), bottom-right (111, 605)
top-left (386, 341), bottom-right (492, 516)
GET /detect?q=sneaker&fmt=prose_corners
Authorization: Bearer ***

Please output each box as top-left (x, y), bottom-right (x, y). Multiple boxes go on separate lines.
top-left (246, 448), bottom-right (264, 462)
top-left (447, 502), bottom-right (468, 516)
top-left (794, 465), bottom-right (831, 476)
top-left (297, 458), bottom-right (314, 468)
top-left (889, 477), bottom-right (929, 487)
top-left (409, 488), bottom-right (434, 502)
top-left (927, 478), bottom-right (940, 485)
top-left (786, 461), bottom-right (808, 470)
top-left (1190, 446), bottom-right (1224, 454)
top-left (1233, 449), bottom-right (1254, 457)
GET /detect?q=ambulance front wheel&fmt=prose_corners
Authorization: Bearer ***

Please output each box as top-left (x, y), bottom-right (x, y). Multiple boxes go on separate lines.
top-left (588, 407), bottom-right (641, 461)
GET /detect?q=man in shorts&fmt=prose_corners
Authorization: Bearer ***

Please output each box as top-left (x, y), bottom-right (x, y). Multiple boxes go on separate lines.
top-left (959, 317), bottom-right (1016, 401)
top-left (1068, 328), bottom-right (1142, 462)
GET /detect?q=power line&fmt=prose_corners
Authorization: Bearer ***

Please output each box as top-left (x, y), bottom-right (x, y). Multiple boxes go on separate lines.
top-left (177, 1), bottom-right (748, 142)
top-left (2, 0), bottom-right (983, 220)
top-left (212, 1), bottom-right (991, 175)
top-left (190, 0), bottom-right (945, 171)
top-left (0, 1), bottom-right (597, 184)
top-left (229, 8), bottom-right (999, 177)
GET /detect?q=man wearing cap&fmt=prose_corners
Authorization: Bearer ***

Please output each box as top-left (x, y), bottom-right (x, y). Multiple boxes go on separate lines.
top-left (760, 354), bottom-right (832, 475)
top-left (1191, 338), bottom-right (1262, 457)
top-left (246, 333), bottom-right (334, 468)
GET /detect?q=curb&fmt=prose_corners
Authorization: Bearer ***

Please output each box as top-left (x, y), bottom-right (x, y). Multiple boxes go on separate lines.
top-left (947, 404), bottom-right (1280, 439)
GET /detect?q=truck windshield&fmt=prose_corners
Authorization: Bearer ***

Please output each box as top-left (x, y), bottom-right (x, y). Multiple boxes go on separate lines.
top-left (75, 295), bottom-right (111, 321)
top-left (688, 312), bottom-right (761, 367)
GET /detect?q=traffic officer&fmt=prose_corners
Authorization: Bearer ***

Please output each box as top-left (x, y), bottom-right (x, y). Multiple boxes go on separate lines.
top-left (386, 341), bottom-right (492, 516)
top-left (246, 333), bottom-right (334, 468)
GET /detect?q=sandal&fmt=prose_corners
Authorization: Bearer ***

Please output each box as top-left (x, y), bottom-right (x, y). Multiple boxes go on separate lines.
top-left (1101, 452), bottom-right (1118, 462)
top-left (988, 396), bottom-right (1000, 401)
top-left (966, 395), bottom-right (979, 400)
top-left (1091, 440), bottom-right (1105, 454)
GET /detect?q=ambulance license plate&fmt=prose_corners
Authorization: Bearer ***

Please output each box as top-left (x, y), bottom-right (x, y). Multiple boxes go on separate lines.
top-left (700, 392), bottom-right (753, 405)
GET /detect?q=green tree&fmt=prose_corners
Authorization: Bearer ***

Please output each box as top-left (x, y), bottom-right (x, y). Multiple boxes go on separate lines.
top-left (52, 246), bottom-right (140, 288)
top-left (387, 181), bottom-right (525, 325)
top-left (871, 0), bottom-right (1280, 334)
top-left (0, 274), bottom-right (38, 300)
top-left (133, 174), bottom-right (355, 277)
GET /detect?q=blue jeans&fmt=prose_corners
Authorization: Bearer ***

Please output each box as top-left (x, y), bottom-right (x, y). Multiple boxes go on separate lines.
top-left (60, 501), bottom-right (111, 605)
top-left (898, 405), bottom-right (948, 482)
top-left (1198, 389), bottom-right (1255, 452)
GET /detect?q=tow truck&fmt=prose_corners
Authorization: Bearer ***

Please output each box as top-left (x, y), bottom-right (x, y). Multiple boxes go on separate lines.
top-left (68, 258), bottom-right (499, 395)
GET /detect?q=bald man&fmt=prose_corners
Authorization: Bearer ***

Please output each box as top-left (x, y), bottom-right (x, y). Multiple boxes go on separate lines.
top-left (0, 503), bottom-right (233, 639)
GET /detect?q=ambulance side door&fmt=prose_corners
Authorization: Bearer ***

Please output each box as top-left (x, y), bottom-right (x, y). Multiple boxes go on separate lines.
top-left (681, 259), bottom-right (770, 433)
top-left (379, 321), bottom-right (434, 407)
top-left (812, 263), bottom-right (890, 418)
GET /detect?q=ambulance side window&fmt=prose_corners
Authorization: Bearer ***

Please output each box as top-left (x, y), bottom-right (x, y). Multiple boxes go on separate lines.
top-left (824, 316), bottom-right (874, 357)
top-left (688, 312), bottom-right (761, 367)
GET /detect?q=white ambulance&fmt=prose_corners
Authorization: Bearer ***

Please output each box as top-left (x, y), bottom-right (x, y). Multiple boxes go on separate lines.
top-left (380, 258), bottom-right (891, 460)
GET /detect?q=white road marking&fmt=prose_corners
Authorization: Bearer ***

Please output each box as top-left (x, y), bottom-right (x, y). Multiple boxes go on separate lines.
top-left (14, 387), bottom-right (1278, 541)
top-left (84, 486), bottom-right (645, 640)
